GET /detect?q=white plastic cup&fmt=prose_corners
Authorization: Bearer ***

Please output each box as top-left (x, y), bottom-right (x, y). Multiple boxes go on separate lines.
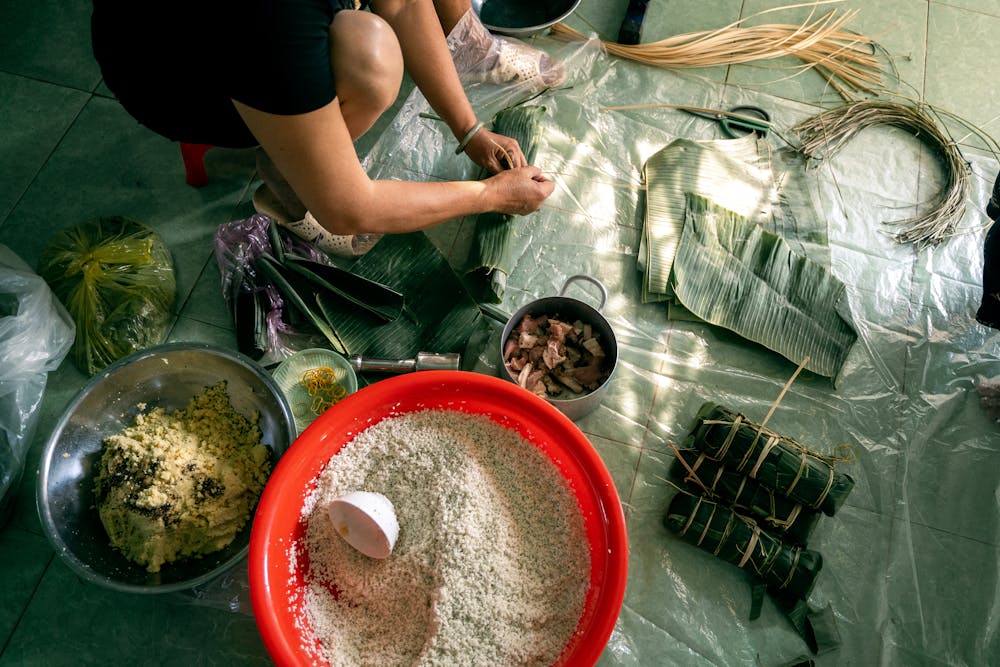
top-left (326, 491), bottom-right (399, 559)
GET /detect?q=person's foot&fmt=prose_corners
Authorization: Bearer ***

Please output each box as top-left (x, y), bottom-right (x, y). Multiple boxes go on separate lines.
top-left (252, 183), bottom-right (380, 258)
top-left (447, 10), bottom-right (565, 92)
top-left (474, 37), bottom-right (565, 89)
top-left (256, 148), bottom-right (307, 222)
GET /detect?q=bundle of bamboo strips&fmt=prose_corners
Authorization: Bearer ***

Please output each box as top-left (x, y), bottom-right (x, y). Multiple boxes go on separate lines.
top-left (551, 5), bottom-right (883, 98)
top-left (792, 100), bottom-right (969, 247)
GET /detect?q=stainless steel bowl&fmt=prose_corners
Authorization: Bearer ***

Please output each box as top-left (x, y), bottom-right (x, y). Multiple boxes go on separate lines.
top-left (471, 0), bottom-right (582, 37)
top-left (36, 342), bottom-right (295, 594)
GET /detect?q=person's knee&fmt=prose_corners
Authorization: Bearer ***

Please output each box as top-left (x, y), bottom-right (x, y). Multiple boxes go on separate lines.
top-left (330, 10), bottom-right (403, 114)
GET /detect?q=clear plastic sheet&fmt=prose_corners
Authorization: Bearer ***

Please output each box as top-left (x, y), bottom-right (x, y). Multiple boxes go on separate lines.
top-left (0, 245), bottom-right (74, 527)
top-left (362, 29), bottom-right (1000, 667)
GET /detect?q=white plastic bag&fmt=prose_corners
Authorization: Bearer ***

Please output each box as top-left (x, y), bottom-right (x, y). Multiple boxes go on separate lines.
top-left (0, 244), bottom-right (75, 526)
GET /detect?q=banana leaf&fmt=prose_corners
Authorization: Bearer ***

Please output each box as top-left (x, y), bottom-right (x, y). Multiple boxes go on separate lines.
top-left (257, 253), bottom-right (348, 354)
top-left (232, 288), bottom-right (268, 360)
top-left (321, 232), bottom-right (485, 360)
top-left (281, 253), bottom-right (403, 323)
top-left (683, 402), bottom-right (855, 517)
top-left (670, 447), bottom-right (821, 546)
top-left (664, 492), bottom-right (823, 603)
top-left (670, 194), bottom-right (856, 379)
top-left (466, 104), bottom-right (547, 303)
top-left (641, 136), bottom-right (774, 302)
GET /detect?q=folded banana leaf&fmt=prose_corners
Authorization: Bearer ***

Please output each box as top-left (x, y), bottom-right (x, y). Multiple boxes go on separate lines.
top-left (232, 288), bottom-right (268, 360)
top-left (321, 232), bottom-right (485, 360)
top-left (466, 104), bottom-right (547, 303)
top-left (257, 253), bottom-right (348, 354)
top-left (281, 253), bottom-right (403, 323)
top-left (664, 492), bottom-right (823, 603)
top-left (670, 447), bottom-right (821, 546)
top-left (641, 136), bottom-right (774, 302)
top-left (671, 194), bottom-right (856, 379)
top-left (683, 402), bottom-right (855, 517)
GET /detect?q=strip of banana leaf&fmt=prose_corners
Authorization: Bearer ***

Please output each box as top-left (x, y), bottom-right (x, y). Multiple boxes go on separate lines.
top-left (683, 402), bottom-right (855, 517)
top-left (671, 194), bottom-right (856, 379)
top-left (257, 253), bottom-right (348, 354)
top-left (281, 253), bottom-right (403, 323)
top-left (465, 105), bottom-right (546, 304)
top-left (641, 135), bottom-right (774, 303)
top-left (320, 232), bottom-right (485, 359)
top-left (670, 447), bottom-right (821, 546)
top-left (232, 289), bottom-right (268, 360)
top-left (664, 492), bottom-right (822, 603)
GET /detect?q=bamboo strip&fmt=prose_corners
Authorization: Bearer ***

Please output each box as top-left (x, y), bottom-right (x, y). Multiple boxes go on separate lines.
top-left (551, 6), bottom-right (883, 97)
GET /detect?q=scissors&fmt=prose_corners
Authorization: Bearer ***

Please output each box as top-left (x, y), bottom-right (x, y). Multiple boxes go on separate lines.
top-left (678, 105), bottom-right (772, 139)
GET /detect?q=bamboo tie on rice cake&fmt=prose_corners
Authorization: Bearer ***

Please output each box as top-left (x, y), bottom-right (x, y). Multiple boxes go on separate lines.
top-left (683, 402), bottom-right (855, 516)
top-left (466, 105), bottom-right (546, 303)
top-left (671, 447), bottom-right (821, 547)
top-left (664, 493), bottom-right (823, 603)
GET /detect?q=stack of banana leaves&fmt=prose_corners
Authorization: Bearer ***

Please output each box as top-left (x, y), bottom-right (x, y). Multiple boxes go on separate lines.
top-left (214, 215), bottom-right (486, 364)
top-left (664, 401), bottom-right (854, 655)
top-left (642, 139), bottom-right (858, 381)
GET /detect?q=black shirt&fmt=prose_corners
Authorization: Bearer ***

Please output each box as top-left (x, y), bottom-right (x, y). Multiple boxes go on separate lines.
top-left (91, 0), bottom-right (370, 145)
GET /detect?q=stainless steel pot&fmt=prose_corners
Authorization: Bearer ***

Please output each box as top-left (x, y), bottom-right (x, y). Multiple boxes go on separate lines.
top-left (471, 0), bottom-right (582, 37)
top-left (499, 275), bottom-right (618, 421)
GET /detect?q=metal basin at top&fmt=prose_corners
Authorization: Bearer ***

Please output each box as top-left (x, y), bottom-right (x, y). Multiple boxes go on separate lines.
top-left (471, 0), bottom-right (582, 36)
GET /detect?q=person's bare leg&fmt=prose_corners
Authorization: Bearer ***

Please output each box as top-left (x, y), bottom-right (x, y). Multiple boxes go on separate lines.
top-left (257, 10), bottom-right (403, 220)
top-left (432, 0), bottom-right (470, 34)
top-left (330, 10), bottom-right (404, 139)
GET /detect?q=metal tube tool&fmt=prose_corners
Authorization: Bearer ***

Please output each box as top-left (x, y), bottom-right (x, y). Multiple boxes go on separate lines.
top-left (348, 352), bottom-right (461, 374)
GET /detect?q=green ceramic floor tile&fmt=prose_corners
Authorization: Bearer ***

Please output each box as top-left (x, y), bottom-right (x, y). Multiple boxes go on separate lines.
top-left (94, 81), bottom-right (115, 99)
top-left (0, 96), bottom-right (255, 310)
top-left (935, 0), bottom-right (1000, 17)
top-left (575, 359), bottom-right (658, 446)
top-left (891, 379), bottom-right (1000, 544)
top-left (729, 0), bottom-right (927, 105)
top-left (178, 247), bottom-right (240, 331)
top-left (882, 521), bottom-right (1000, 664)
top-left (568, 0), bottom-right (742, 44)
top-left (8, 359), bottom-right (88, 536)
top-left (567, 0), bottom-right (741, 87)
top-left (562, 0), bottom-right (631, 42)
top-left (586, 435), bottom-right (642, 506)
top-left (167, 314), bottom-right (239, 351)
top-left (0, 73), bottom-right (88, 225)
top-left (925, 3), bottom-right (1000, 140)
top-left (0, 0), bottom-right (101, 91)
top-left (0, 558), bottom-right (271, 666)
top-left (0, 528), bottom-right (53, 646)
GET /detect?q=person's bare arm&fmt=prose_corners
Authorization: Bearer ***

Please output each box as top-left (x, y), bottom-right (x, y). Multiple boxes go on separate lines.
top-left (233, 98), bottom-right (552, 236)
top-left (370, 0), bottom-right (523, 173)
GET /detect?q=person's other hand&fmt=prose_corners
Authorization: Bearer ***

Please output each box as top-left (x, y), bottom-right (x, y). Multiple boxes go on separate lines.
top-left (464, 129), bottom-right (526, 173)
top-left (486, 165), bottom-right (555, 216)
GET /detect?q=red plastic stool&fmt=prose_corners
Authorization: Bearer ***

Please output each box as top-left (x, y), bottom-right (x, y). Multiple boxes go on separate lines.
top-left (179, 142), bottom-right (214, 187)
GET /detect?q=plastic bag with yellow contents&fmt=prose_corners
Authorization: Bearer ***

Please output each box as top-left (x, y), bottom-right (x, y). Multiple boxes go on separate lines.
top-left (38, 216), bottom-right (176, 375)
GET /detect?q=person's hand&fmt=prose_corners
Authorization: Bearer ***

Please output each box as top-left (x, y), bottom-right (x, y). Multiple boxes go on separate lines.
top-left (486, 165), bottom-right (555, 216)
top-left (463, 128), bottom-right (526, 173)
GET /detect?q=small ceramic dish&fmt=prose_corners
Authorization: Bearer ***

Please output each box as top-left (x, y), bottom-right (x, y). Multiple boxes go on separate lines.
top-left (271, 348), bottom-right (358, 436)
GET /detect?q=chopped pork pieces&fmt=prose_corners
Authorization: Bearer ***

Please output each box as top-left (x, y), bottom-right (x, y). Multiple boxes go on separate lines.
top-left (504, 313), bottom-right (611, 397)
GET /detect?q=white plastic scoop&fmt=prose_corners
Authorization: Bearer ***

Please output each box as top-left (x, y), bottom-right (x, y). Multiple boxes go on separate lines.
top-left (326, 491), bottom-right (399, 559)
